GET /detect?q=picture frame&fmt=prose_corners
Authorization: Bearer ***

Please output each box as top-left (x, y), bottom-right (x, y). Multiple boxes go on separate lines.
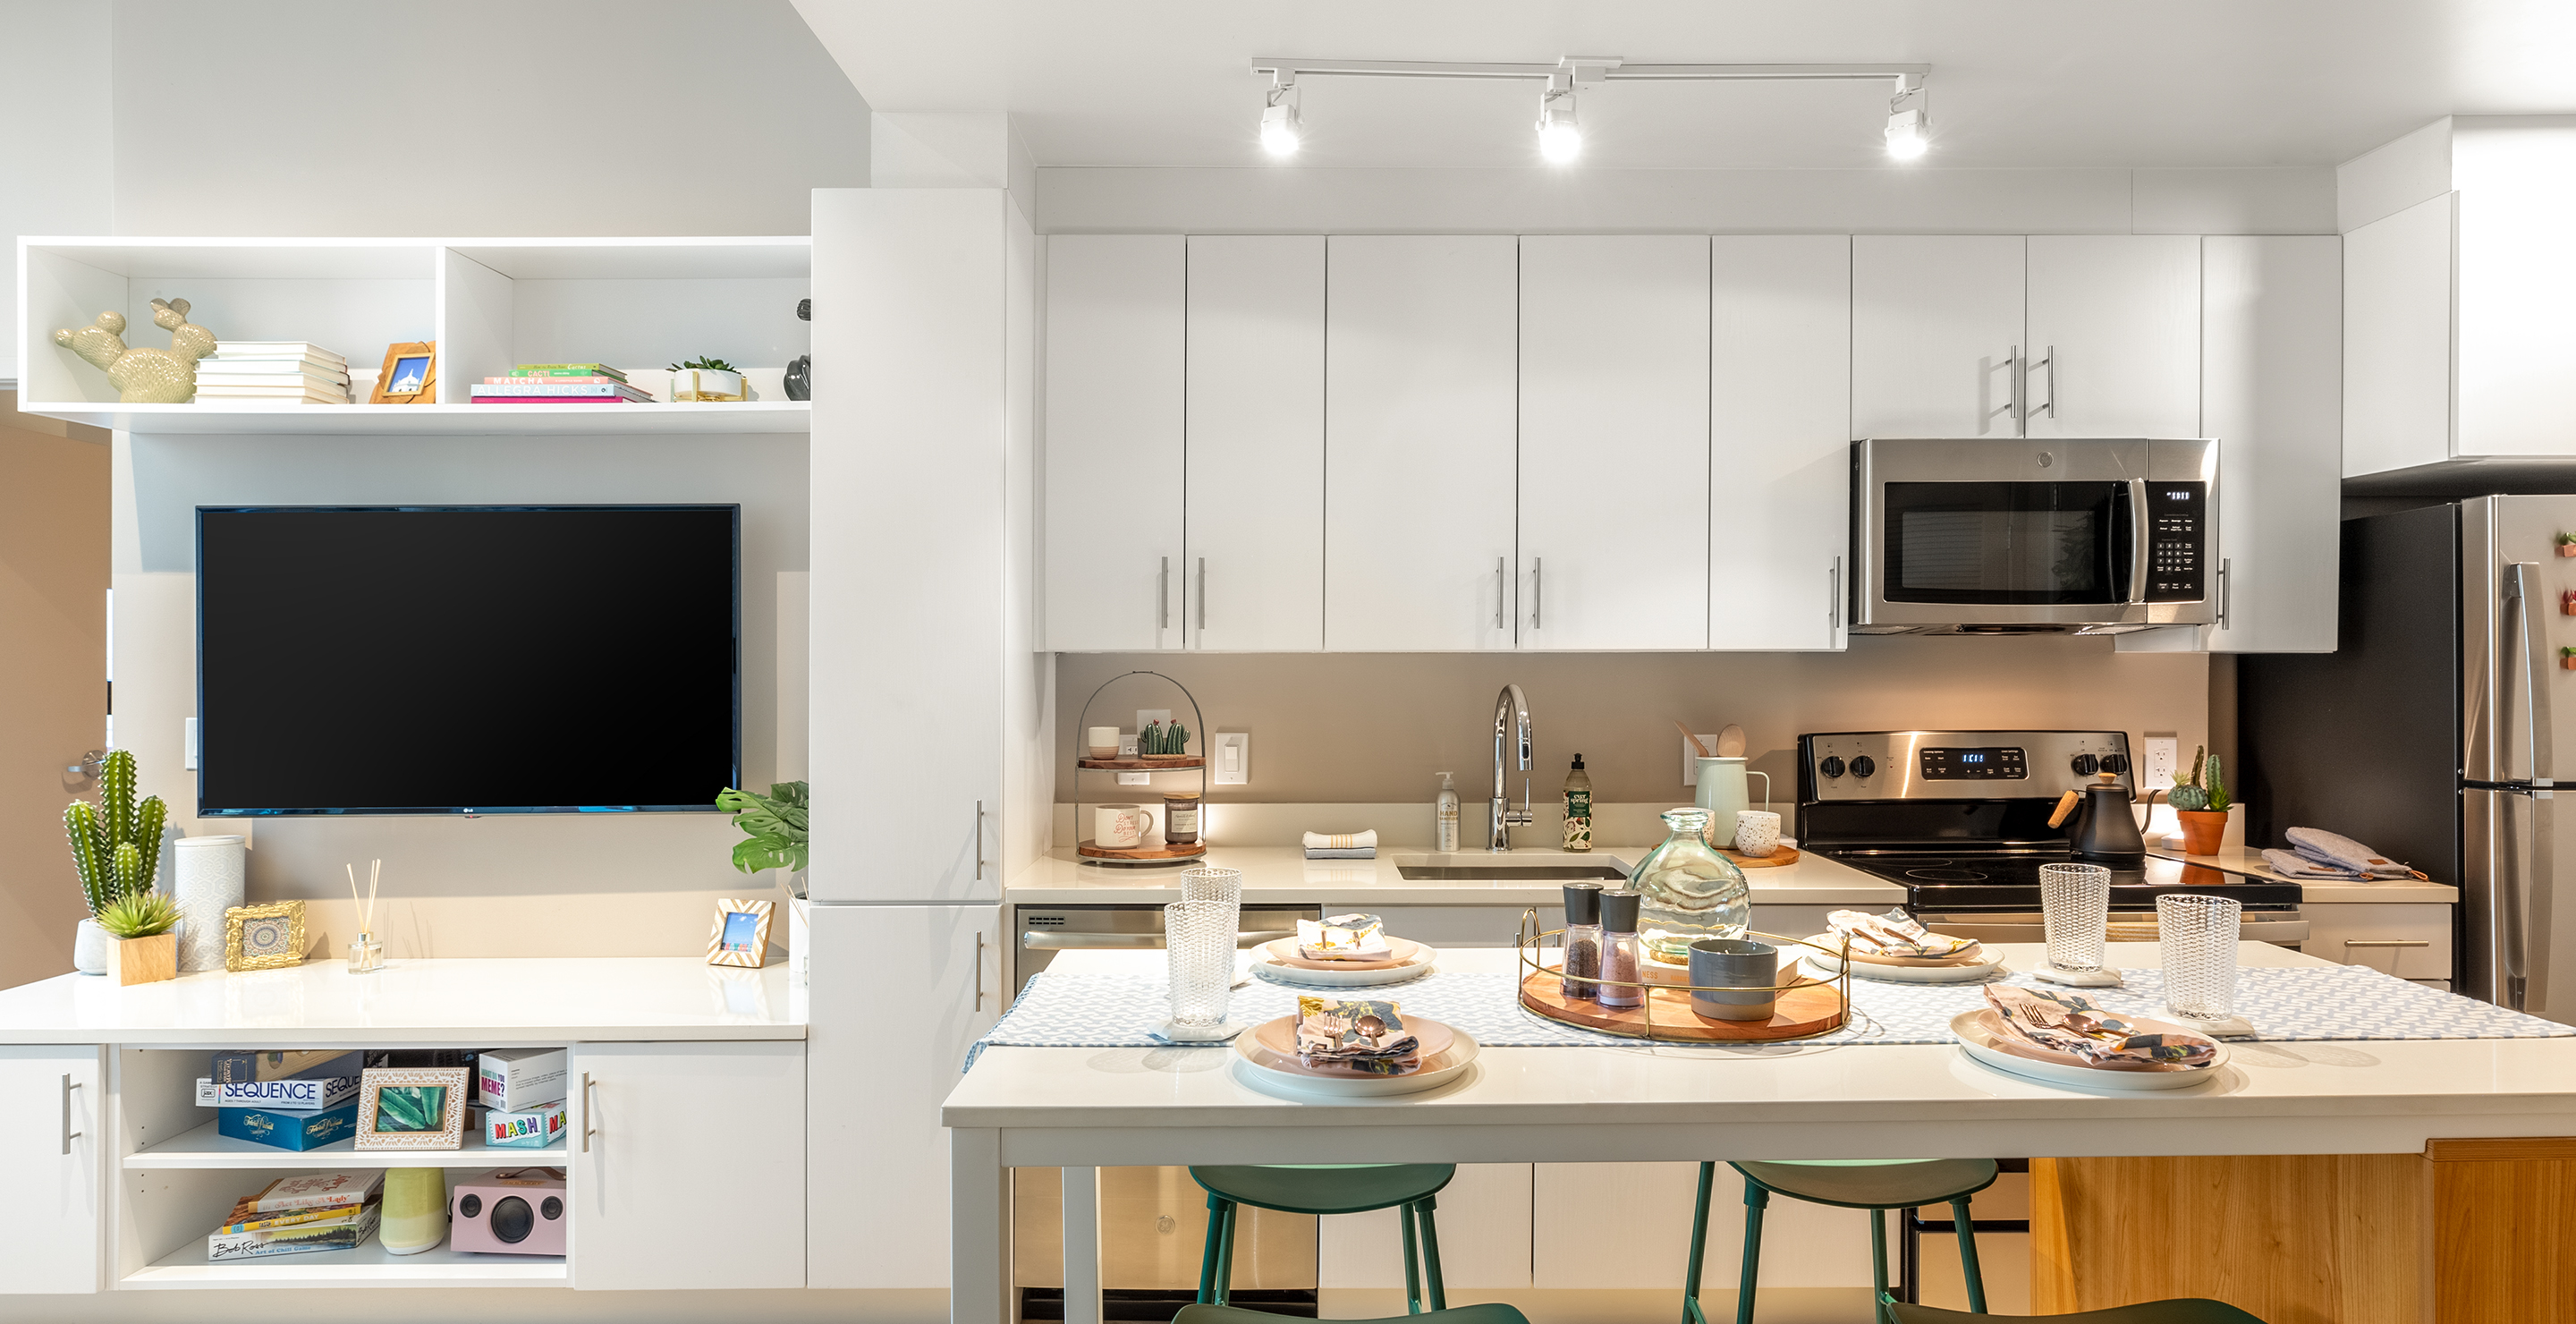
top-left (354, 1066), bottom-right (469, 1150)
top-left (706, 897), bottom-right (775, 968)
top-left (225, 901), bottom-right (307, 972)
top-left (370, 341), bottom-right (437, 404)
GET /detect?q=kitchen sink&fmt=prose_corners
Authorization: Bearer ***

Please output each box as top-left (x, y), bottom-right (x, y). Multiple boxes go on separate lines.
top-left (1394, 864), bottom-right (1631, 881)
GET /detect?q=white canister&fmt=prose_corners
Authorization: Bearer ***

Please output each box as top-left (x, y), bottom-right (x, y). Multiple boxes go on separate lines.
top-left (174, 836), bottom-right (248, 972)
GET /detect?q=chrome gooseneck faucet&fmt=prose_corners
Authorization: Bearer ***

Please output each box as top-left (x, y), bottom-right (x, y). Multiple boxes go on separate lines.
top-left (1490, 683), bottom-right (1534, 852)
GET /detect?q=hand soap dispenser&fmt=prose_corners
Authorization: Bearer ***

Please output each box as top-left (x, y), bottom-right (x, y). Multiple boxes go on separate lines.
top-left (1563, 755), bottom-right (1594, 852)
top-left (1435, 772), bottom-right (1461, 853)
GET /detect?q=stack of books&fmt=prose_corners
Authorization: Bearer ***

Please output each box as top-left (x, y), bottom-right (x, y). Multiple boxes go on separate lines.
top-left (470, 363), bottom-right (655, 404)
top-left (207, 1172), bottom-right (383, 1260)
top-left (194, 342), bottom-right (351, 404)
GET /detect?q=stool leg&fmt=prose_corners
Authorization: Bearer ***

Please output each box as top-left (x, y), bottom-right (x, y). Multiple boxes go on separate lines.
top-left (1683, 1162), bottom-right (1715, 1324)
top-left (1402, 1199), bottom-right (1423, 1314)
top-left (1414, 1196), bottom-right (1448, 1312)
top-left (1195, 1193), bottom-right (1227, 1305)
top-left (1868, 1209), bottom-right (1891, 1324)
top-left (1214, 1199), bottom-right (1239, 1306)
top-left (1735, 1180), bottom-right (1769, 1324)
top-left (1950, 1197), bottom-right (1988, 1315)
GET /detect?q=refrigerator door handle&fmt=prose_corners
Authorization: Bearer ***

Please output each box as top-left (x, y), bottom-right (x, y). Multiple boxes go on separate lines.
top-left (2504, 563), bottom-right (2555, 788)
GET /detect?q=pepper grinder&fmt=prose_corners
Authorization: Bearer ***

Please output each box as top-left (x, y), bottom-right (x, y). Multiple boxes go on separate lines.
top-left (1560, 882), bottom-right (1604, 1001)
top-left (1598, 888), bottom-right (1645, 1009)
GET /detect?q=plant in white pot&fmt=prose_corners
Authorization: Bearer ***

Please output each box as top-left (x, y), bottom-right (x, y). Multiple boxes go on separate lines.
top-left (65, 749), bottom-right (170, 974)
top-left (667, 355), bottom-right (747, 402)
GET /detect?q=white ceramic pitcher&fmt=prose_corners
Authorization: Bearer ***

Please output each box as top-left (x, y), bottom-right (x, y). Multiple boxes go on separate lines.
top-left (1693, 757), bottom-right (1772, 846)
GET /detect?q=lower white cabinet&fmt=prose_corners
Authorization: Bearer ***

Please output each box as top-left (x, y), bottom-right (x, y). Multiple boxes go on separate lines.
top-left (2302, 903), bottom-right (2454, 984)
top-left (1318, 1163), bottom-right (1534, 1289)
top-left (0, 1045), bottom-right (102, 1294)
top-left (569, 1040), bottom-right (806, 1290)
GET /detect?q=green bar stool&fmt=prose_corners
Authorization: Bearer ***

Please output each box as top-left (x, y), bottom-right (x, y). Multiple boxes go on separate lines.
top-left (1881, 1293), bottom-right (2269, 1322)
top-left (1683, 1158), bottom-right (2000, 1324)
top-left (1177, 1304), bottom-right (1527, 1324)
top-left (1189, 1164), bottom-right (1456, 1313)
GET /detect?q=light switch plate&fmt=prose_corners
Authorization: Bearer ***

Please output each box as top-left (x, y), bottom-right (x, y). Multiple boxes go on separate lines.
top-left (1681, 735), bottom-right (1723, 785)
top-left (184, 717), bottom-right (199, 771)
top-left (1212, 732), bottom-right (1250, 785)
top-left (1116, 771), bottom-right (1150, 786)
top-left (2142, 732), bottom-right (2179, 790)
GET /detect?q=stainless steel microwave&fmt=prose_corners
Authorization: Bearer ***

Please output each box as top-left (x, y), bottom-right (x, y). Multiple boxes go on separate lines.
top-left (1849, 437), bottom-right (2218, 634)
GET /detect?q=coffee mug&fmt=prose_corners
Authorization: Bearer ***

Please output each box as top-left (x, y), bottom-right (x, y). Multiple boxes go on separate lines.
top-left (1733, 810), bottom-right (1783, 858)
top-left (1087, 726), bottom-right (1121, 760)
top-left (1688, 937), bottom-right (1780, 1022)
top-left (1095, 803), bottom-right (1158, 848)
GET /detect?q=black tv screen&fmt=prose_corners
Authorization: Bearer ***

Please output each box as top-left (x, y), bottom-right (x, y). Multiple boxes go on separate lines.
top-left (197, 505), bottom-right (740, 815)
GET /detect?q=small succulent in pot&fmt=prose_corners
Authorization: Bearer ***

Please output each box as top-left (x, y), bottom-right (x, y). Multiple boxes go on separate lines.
top-left (95, 891), bottom-right (182, 985)
top-left (667, 356), bottom-right (746, 402)
top-left (96, 892), bottom-right (180, 939)
top-left (2169, 746), bottom-right (2230, 853)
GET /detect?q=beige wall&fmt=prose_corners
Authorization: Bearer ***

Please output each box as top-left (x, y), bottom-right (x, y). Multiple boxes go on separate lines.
top-left (1056, 638), bottom-right (2212, 810)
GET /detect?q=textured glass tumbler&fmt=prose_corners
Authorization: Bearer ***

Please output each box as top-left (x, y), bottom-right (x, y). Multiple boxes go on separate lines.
top-left (1179, 867), bottom-right (1241, 908)
top-left (1164, 900), bottom-right (1236, 1027)
top-left (2039, 863), bottom-right (2113, 972)
top-left (2157, 893), bottom-right (2242, 1019)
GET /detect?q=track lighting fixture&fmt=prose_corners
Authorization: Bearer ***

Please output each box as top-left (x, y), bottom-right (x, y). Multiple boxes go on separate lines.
top-left (1537, 75), bottom-right (1581, 164)
top-left (1885, 73), bottom-right (1929, 160)
top-left (1259, 76), bottom-right (1301, 157)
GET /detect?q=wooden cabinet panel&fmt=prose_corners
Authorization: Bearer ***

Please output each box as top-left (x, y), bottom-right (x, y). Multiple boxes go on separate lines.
top-left (1852, 235), bottom-right (2025, 439)
top-left (0, 1046), bottom-right (101, 1294)
top-left (2024, 234), bottom-right (2202, 439)
top-left (1517, 234), bottom-right (1710, 650)
top-left (1045, 234), bottom-right (1187, 650)
top-left (1711, 233), bottom-right (1851, 650)
top-left (1324, 235), bottom-right (1520, 651)
top-left (570, 1040), bottom-right (806, 1290)
top-left (1186, 235), bottom-right (1325, 651)
top-left (2203, 235), bottom-right (2343, 654)
top-left (2428, 1138), bottom-right (2576, 1324)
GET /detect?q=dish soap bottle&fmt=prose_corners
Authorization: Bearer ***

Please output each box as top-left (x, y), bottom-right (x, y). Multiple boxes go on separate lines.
top-left (1563, 754), bottom-right (1593, 852)
top-left (1436, 772), bottom-right (1461, 853)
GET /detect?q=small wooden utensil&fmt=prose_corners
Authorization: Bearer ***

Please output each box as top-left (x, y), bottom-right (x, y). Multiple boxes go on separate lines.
top-left (1675, 720), bottom-right (1712, 759)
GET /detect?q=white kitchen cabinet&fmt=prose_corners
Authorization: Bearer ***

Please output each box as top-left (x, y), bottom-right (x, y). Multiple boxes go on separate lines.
top-left (807, 903), bottom-right (1005, 1287)
top-left (2343, 193), bottom-right (2456, 479)
top-left (2023, 234), bottom-right (2201, 438)
top-left (1186, 235), bottom-right (1324, 651)
top-left (1852, 235), bottom-right (2026, 439)
top-left (1711, 234), bottom-right (1852, 650)
top-left (569, 1040), bottom-right (806, 1290)
top-left (1045, 234), bottom-right (1187, 650)
top-left (1319, 1163), bottom-right (1533, 1290)
top-left (1530, 1163), bottom-right (1871, 1290)
top-left (0, 1046), bottom-right (101, 1294)
top-left (1517, 235), bottom-right (1710, 650)
top-left (2302, 902), bottom-right (2454, 984)
top-left (1325, 235), bottom-right (1521, 651)
top-left (2202, 235), bottom-right (2342, 653)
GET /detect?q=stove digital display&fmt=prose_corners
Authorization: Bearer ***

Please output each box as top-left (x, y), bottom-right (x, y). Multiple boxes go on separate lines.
top-left (1919, 746), bottom-right (2028, 779)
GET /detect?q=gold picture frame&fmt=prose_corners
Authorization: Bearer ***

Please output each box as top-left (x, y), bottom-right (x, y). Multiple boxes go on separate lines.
top-left (225, 901), bottom-right (306, 972)
top-left (370, 340), bottom-right (437, 404)
top-left (354, 1066), bottom-right (469, 1150)
top-left (706, 897), bottom-right (775, 968)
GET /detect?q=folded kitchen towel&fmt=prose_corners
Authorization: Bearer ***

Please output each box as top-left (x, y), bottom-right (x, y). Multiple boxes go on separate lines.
top-left (1301, 830), bottom-right (1379, 850)
top-left (2284, 827), bottom-right (2429, 879)
top-left (2262, 848), bottom-right (2370, 880)
top-left (1304, 847), bottom-right (1378, 859)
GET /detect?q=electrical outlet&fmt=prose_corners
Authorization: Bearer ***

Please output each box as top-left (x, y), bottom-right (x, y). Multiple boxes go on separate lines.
top-left (1116, 771), bottom-right (1150, 786)
top-left (2142, 733), bottom-right (2179, 790)
top-left (1681, 735), bottom-right (1724, 785)
top-left (1212, 732), bottom-right (1250, 785)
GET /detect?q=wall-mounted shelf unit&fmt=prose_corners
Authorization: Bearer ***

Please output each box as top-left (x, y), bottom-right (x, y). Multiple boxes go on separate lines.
top-left (16, 236), bottom-right (810, 436)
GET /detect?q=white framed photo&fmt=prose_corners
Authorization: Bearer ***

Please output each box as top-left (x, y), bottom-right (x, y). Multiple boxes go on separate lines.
top-left (354, 1066), bottom-right (468, 1150)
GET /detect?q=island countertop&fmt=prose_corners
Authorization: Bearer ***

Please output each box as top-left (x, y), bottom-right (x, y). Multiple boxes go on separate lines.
top-left (1001, 844), bottom-right (1909, 908)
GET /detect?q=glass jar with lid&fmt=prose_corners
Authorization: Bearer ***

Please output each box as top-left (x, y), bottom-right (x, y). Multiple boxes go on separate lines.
top-left (1630, 807), bottom-right (1750, 963)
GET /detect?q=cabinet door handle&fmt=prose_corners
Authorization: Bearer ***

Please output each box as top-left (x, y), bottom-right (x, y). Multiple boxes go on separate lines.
top-left (1494, 557), bottom-right (1505, 631)
top-left (1996, 344), bottom-right (2021, 433)
top-left (580, 1073), bottom-right (597, 1152)
top-left (1157, 557), bottom-right (1169, 631)
top-left (1829, 556), bottom-right (1842, 632)
top-left (1196, 557), bottom-right (1208, 632)
top-left (1530, 557), bottom-right (1543, 630)
top-left (2343, 939), bottom-right (2430, 948)
top-left (2031, 344), bottom-right (2056, 421)
top-left (975, 931), bottom-right (987, 1011)
top-left (2217, 557), bottom-right (2232, 632)
top-left (61, 1074), bottom-right (80, 1155)
top-left (974, 801), bottom-right (987, 882)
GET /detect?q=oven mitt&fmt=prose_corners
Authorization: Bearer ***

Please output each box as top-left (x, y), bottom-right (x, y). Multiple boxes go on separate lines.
top-left (2261, 848), bottom-right (2370, 880)
top-left (2280, 828), bottom-right (2429, 880)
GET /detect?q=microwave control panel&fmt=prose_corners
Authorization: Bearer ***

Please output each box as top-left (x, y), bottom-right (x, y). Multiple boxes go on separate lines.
top-left (2144, 482), bottom-right (2208, 602)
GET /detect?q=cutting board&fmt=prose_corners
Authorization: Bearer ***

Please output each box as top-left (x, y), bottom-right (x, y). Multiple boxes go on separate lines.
top-left (1719, 845), bottom-right (1801, 870)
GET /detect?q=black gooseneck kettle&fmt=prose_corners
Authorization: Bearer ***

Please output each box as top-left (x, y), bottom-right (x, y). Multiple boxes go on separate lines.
top-left (2048, 772), bottom-right (2147, 866)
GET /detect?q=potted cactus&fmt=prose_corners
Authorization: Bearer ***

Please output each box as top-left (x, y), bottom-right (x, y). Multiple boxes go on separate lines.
top-left (65, 749), bottom-right (170, 975)
top-left (2556, 532), bottom-right (2576, 557)
top-left (96, 893), bottom-right (181, 986)
top-left (1136, 718), bottom-right (1193, 763)
top-left (2167, 745), bottom-right (2232, 855)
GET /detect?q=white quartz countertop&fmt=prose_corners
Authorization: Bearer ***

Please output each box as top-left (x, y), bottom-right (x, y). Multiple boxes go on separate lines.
top-left (2148, 847), bottom-right (2462, 903)
top-left (945, 943), bottom-right (2576, 1162)
top-left (0, 957), bottom-right (803, 1046)
top-left (1004, 844), bottom-right (1908, 908)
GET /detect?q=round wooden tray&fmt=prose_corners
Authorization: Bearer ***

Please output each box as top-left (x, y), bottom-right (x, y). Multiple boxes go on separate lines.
top-left (1519, 968), bottom-right (1844, 1042)
top-left (1077, 756), bottom-right (1206, 770)
top-left (1076, 838), bottom-right (1208, 861)
top-left (1718, 844), bottom-right (1801, 869)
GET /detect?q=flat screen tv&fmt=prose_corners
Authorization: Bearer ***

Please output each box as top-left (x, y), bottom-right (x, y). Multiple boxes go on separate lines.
top-left (196, 505), bottom-right (740, 815)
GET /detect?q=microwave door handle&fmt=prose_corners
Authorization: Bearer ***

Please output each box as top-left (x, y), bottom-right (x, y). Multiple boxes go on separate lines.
top-left (2128, 480), bottom-right (2149, 605)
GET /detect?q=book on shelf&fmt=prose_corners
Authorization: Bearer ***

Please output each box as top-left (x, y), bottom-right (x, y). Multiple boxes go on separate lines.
top-left (470, 382), bottom-right (654, 401)
top-left (196, 369), bottom-right (351, 387)
top-left (513, 362), bottom-right (626, 382)
top-left (193, 388), bottom-right (354, 404)
top-left (468, 395), bottom-right (648, 404)
top-left (481, 375), bottom-right (623, 386)
top-left (239, 1170), bottom-right (386, 1215)
top-left (211, 1049), bottom-right (363, 1085)
top-left (196, 1074), bottom-right (360, 1112)
top-left (208, 341), bottom-right (347, 366)
top-left (208, 1201), bottom-right (380, 1260)
top-left (214, 1197), bottom-right (373, 1235)
top-left (217, 1100), bottom-right (360, 1150)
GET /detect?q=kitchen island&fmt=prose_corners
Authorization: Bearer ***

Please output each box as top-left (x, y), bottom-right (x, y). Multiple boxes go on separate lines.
top-left (946, 943), bottom-right (2576, 1323)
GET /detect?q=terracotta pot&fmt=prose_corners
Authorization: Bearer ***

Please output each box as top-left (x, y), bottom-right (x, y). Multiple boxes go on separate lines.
top-left (2176, 809), bottom-right (2230, 856)
top-left (104, 931), bottom-right (177, 986)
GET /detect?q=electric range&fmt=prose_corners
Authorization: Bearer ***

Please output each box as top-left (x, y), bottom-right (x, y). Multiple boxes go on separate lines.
top-left (1796, 730), bottom-right (2308, 944)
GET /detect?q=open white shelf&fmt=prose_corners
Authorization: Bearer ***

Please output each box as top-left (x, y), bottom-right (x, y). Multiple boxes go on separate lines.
top-left (129, 1117), bottom-right (568, 1169)
top-left (126, 1238), bottom-right (565, 1291)
top-left (34, 400), bottom-right (809, 435)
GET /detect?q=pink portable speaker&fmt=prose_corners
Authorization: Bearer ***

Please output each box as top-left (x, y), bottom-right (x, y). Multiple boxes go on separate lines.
top-left (448, 1167), bottom-right (566, 1255)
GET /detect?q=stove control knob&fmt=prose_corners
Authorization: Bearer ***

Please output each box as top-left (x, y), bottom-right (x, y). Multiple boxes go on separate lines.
top-left (1851, 755), bottom-right (1877, 779)
top-left (2071, 753), bottom-right (2100, 777)
top-left (1819, 756), bottom-right (1846, 779)
top-left (2099, 752), bottom-right (2130, 775)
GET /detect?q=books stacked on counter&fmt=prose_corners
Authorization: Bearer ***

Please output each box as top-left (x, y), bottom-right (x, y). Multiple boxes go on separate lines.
top-left (470, 363), bottom-right (656, 404)
top-left (194, 342), bottom-right (351, 404)
top-left (208, 1172), bottom-right (383, 1260)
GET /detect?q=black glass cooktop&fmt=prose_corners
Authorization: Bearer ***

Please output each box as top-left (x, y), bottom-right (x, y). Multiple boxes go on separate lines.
top-left (1814, 848), bottom-right (2303, 912)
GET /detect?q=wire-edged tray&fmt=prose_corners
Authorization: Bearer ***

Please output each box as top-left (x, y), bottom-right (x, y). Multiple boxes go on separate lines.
top-left (1515, 910), bottom-right (1852, 1043)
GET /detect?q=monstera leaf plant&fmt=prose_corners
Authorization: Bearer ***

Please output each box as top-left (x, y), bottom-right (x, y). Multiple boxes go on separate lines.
top-left (718, 782), bottom-right (809, 883)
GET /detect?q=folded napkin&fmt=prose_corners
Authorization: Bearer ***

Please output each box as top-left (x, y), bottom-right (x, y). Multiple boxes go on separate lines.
top-left (1305, 847), bottom-right (1378, 860)
top-left (2282, 827), bottom-right (2429, 879)
top-left (1298, 912), bottom-right (1393, 960)
top-left (1984, 985), bottom-right (2217, 1068)
top-left (1302, 830), bottom-right (1378, 849)
top-left (1294, 995), bottom-right (1419, 1074)
top-left (1827, 907), bottom-right (1981, 959)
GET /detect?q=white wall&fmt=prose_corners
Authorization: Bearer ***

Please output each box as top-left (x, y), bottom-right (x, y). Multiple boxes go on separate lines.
top-left (0, 0), bottom-right (114, 378)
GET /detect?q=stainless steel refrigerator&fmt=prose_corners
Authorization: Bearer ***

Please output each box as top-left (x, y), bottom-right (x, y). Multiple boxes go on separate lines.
top-left (2241, 496), bottom-right (2576, 1020)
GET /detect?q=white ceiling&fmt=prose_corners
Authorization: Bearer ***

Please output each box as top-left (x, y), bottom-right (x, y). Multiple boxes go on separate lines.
top-left (789, 0), bottom-right (2576, 170)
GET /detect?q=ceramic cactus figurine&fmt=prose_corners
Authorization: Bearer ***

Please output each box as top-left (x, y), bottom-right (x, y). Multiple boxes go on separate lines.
top-left (1137, 720), bottom-right (1191, 756)
top-left (65, 749), bottom-right (168, 915)
top-left (53, 297), bottom-right (215, 403)
top-left (2203, 754), bottom-right (2229, 812)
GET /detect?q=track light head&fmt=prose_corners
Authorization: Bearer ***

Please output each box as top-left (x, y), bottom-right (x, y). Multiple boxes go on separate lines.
top-left (1885, 107), bottom-right (1928, 159)
top-left (1537, 79), bottom-right (1581, 164)
top-left (1259, 79), bottom-right (1301, 157)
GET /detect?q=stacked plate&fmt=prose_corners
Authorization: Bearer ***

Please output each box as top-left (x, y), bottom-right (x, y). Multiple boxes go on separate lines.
top-left (1949, 1008), bottom-right (2227, 1091)
top-left (1230, 1014), bottom-right (1480, 1099)
top-left (1250, 937), bottom-right (1438, 988)
top-left (1799, 934), bottom-right (2005, 984)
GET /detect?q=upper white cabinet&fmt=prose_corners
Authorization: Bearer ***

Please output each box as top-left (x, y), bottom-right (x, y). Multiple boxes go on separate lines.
top-left (1711, 234), bottom-right (1852, 651)
top-left (1852, 235), bottom-right (2025, 438)
top-left (2202, 236), bottom-right (2342, 654)
top-left (1186, 236), bottom-right (1325, 651)
top-left (1325, 235), bottom-right (1521, 651)
top-left (0, 1048), bottom-right (100, 1294)
top-left (570, 1041), bottom-right (805, 1290)
top-left (1518, 235), bottom-right (1711, 651)
top-left (2024, 234), bottom-right (2202, 438)
top-left (1044, 235), bottom-right (1187, 650)
top-left (2343, 194), bottom-right (2453, 479)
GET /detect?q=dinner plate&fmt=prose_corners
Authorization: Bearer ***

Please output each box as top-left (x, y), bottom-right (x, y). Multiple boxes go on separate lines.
top-left (1231, 1015), bottom-right (1480, 1099)
top-left (1253, 938), bottom-right (1438, 987)
top-left (1241, 1014), bottom-right (1457, 1078)
top-left (1801, 950), bottom-right (2006, 985)
top-left (1950, 1009), bottom-right (2226, 1091)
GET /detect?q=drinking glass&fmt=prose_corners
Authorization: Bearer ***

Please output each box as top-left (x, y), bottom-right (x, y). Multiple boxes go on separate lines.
top-left (2157, 893), bottom-right (2242, 1020)
top-left (1164, 900), bottom-right (1236, 1027)
top-left (2038, 862), bottom-right (2112, 972)
top-left (1179, 867), bottom-right (1241, 908)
